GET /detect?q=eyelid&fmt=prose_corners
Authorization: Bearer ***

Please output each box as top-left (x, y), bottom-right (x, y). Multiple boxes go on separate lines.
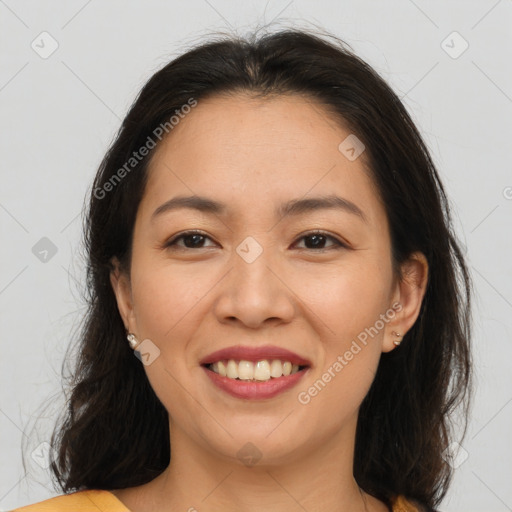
top-left (292, 230), bottom-right (348, 250)
top-left (164, 229), bottom-right (215, 248)
top-left (164, 229), bottom-right (348, 251)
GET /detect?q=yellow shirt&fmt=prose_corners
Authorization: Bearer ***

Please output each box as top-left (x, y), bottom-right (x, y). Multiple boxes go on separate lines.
top-left (10, 489), bottom-right (423, 511)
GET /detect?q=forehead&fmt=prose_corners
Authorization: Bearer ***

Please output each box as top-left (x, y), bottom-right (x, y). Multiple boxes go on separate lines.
top-left (154, 92), bottom-right (360, 161)
top-left (139, 93), bottom-right (384, 223)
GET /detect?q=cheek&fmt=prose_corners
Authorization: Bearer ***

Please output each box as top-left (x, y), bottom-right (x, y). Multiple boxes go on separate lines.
top-left (293, 265), bottom-right (390, 422)
top-left (292, 258), bottom-right (392, 408)
top-left (296, 354), bottom-right (378, 437)
top-left (128, 259), bottom-right (214, 424)
top-left (129, 256), bottom-right (215, 341)
top-left (292, 257), bottom-right (393, 342)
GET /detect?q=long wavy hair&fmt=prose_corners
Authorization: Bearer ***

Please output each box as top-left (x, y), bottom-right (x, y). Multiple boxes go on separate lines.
top-left (40, 28), bottom-right (472, 509)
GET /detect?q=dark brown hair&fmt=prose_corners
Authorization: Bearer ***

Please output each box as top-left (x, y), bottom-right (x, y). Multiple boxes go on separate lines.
top-left (35, 28), bottom-right (471, 509)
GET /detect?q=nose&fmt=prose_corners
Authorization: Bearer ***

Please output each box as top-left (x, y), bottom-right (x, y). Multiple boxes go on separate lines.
top-left (212, 242), bottom-right (296, 329)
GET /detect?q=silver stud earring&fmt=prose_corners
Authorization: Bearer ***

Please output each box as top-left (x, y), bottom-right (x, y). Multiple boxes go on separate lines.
top-left (392, 331), bottom-right (402, 346)
top-left (127, 333), bottom-right (139, 350)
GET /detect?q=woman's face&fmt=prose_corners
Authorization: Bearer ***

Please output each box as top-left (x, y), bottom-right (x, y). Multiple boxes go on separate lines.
top-left (111, 93), bottom-right (426, 466)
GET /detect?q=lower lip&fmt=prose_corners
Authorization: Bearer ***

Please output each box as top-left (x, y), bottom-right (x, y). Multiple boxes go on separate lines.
top-left (202, 366), bottom-right (309, 400)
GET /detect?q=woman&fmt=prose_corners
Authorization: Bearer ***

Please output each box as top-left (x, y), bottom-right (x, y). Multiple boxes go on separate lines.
top-left (14, 28), bottom-right (472, 512)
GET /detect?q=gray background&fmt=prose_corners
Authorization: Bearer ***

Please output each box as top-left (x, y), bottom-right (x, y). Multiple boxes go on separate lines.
top-left (1, 1), bottom-right (511, 511)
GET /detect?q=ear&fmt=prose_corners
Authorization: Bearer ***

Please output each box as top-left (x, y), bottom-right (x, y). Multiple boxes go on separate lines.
top-left (109, 257), bottom-right (137, 333)
top-left (382, 251), bottom-right (429, 353)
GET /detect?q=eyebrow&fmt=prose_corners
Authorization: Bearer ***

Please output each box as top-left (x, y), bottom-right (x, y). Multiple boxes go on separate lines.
top-left (151, 194), bottom-right (367, 222)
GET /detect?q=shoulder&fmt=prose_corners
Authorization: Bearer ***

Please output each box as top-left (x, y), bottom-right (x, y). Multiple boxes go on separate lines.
top-left (391, 494), bottom-right (439, 512)
top-left (10, 489), bottom-right (131, 512)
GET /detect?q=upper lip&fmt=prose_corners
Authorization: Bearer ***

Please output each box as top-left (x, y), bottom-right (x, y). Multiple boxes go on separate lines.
top-left (200, 345), bottom-right (312, 367)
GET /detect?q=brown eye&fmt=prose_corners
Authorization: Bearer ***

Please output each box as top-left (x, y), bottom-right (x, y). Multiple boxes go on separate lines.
top-left (165, 231), bottom-right (216, 249)
top-left (164, 230), bottom-right (346, 252)
top-left (294, 231), bottom-right (346, 251)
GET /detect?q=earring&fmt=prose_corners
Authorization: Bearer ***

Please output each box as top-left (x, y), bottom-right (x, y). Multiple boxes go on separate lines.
top-left (392, 331), bottom-right (402, 346)
top-left (127, 333), bottom-right (139, 350)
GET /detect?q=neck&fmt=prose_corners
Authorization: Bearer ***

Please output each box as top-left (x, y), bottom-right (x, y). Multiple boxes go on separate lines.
top-left (122, 416), bottom-right (387, 512)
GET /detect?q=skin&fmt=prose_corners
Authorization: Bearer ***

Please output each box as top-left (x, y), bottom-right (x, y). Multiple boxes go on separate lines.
top-left (110, 93), bottom-right (428, 512)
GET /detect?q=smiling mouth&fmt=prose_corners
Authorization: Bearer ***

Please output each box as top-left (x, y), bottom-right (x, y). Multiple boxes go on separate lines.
top-left (203, 359), bottom-right (309, 382)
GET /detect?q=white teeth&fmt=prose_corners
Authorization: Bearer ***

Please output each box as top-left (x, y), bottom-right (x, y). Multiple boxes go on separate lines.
top-left (238, 360), bottom-right (253, 380)
top-left (226, 360), bottom-right (238, 379)
top-left (254, 360), bottom-right (270, 381)
top-left (208, 359), bottom-right (304, 381)
top-left (270, 359), bottom-right (283, 378)
top-left (217, 360), bottom-right (227, 377)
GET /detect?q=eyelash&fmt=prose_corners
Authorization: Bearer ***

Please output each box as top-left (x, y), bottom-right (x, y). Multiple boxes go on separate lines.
top-left (164, 229), bottom-right (347, 252)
